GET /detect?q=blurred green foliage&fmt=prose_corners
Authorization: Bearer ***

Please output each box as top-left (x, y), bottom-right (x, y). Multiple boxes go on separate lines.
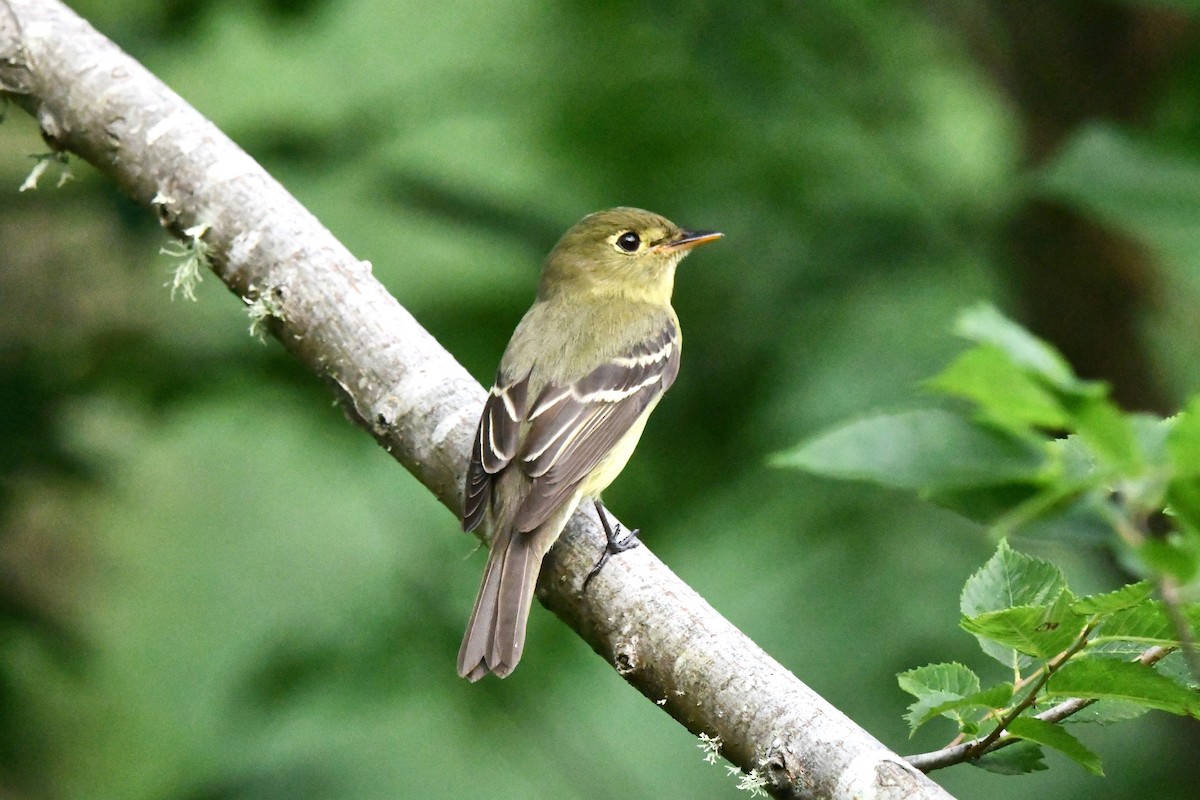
top-left (783, 307), bottom-right (1200, 774)
top-left (3, 1), bottom-right (1200, 798)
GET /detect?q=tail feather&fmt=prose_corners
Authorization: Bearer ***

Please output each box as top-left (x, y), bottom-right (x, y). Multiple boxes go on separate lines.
top-left (457, 527), bottom-right (546, 681)
top-left (457, 528), bottom-right (508, 681)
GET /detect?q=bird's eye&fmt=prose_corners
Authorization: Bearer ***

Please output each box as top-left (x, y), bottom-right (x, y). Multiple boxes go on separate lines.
top-left (615, 231), bottom-right (641, 253)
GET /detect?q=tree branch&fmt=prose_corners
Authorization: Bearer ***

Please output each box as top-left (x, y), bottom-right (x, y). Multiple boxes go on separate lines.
top-left (906, 645), bottom-right (1176, 772)
top-left (0, 2), bottom-right (956, 797)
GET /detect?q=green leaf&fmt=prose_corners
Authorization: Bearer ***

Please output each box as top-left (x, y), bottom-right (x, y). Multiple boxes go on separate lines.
top-left (1157, 650), bottom-right (1200, 690)
top-left (961, 591), bottom-right (1085, 659)
top-left (1005, 717), bottom-right (1103, 775)
top-left (1136, 538), bottom-right (1200, 583)
top-left (925, 483), bottom-right (1043, 525)
top-left (1094, 600), bottom-right (1200, 647)
top-left (898, 662), bottom-right (980, 732)
top-left (898, 662), bottom-right (980, 699)
top-left (960, 540), bottom-right (1067, 614)
top-left (972, 740), bottom-right (1048, 775)
top-left (1060, 393), bottom-right (1140, 473)
top-left (953, 305), bottom-right (1082, 392)
top-left (1130, 413), bottom-right (1171, 469)
top-left (1006, 490), bottom-right (1115, 545)
top-left (1166, 401), bottom-right (1200, 531)
top-left (771, 409), bottom-right (1046, 491)
top-left (946, 305), bottom-right (1140, 473)
top-left (916, 684), bottom-right (1015, 731)
top-left (1047, 658), bottom-right (1200, 716)
top-left (1167, 478), bottom-right (1200, 536)
top-left (1050, 434), bottom-right (1100, 484)
top-left (1072, 582), bottom-right (1153, 615)
top-left (898, 664), bottom-right (1014, 732)
top-left (1064, 699), bottom-right (1149, 725)
top-left (1168, 400), bottom-right (1200, 477)
top-left (960, 541), bottom-right (1071, 667)
top-left (927, 345), bottom-right (1068, 430)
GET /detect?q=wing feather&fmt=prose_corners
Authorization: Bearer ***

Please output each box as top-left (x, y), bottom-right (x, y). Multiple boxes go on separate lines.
top-left (512, 325), bottom-right (680, 531)
top-left (463, 371), bottom-right (529, 531)
top-left (463, 323), bottom-right (681, 535)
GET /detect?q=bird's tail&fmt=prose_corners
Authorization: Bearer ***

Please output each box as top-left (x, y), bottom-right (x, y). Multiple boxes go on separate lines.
top-left (457, 525), bottom-right (549, 681)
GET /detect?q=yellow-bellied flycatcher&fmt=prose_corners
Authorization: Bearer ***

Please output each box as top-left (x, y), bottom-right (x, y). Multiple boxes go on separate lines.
top-left (457, 207), bottom-right (721, 681)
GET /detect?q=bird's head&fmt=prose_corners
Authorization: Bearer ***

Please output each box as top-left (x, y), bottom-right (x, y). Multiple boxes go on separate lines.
top-left (539, 207), bottom-right (722, 305)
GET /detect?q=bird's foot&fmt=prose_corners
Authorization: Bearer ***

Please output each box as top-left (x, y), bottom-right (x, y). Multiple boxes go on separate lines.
top-left (583, 501), bottom-right (641, 591)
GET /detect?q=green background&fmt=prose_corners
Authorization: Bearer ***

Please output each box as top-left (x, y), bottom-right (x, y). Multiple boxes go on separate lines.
top-left (3, 1), bottom-right (1199, 797)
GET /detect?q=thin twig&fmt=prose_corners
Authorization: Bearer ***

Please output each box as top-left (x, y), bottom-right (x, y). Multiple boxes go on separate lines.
top-left (906, 645), bottom-right (1175, 772)
top-left (961, 622), bottom-right (1094, 760)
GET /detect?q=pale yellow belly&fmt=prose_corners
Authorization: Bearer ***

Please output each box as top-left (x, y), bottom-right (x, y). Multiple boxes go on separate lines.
top-left (575, 395), bottom-right (662, 499)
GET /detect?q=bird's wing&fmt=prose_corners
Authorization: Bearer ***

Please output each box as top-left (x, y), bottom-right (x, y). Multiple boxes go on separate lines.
top-left (511, 323), bottom-right (680, 532)
top-left (463, 370), bottom-right (530, 532)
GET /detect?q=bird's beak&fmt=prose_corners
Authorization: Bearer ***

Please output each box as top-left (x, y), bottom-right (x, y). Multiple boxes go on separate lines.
top-left (661, 229), bottom-right (723, 253)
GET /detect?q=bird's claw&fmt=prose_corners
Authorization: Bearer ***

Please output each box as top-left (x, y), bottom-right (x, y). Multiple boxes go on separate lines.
top-left (583, 501), bottom-right (641, 591)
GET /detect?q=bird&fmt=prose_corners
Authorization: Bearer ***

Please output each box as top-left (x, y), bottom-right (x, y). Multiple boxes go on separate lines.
top-left (457, 207), bottom-right (722, 681)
